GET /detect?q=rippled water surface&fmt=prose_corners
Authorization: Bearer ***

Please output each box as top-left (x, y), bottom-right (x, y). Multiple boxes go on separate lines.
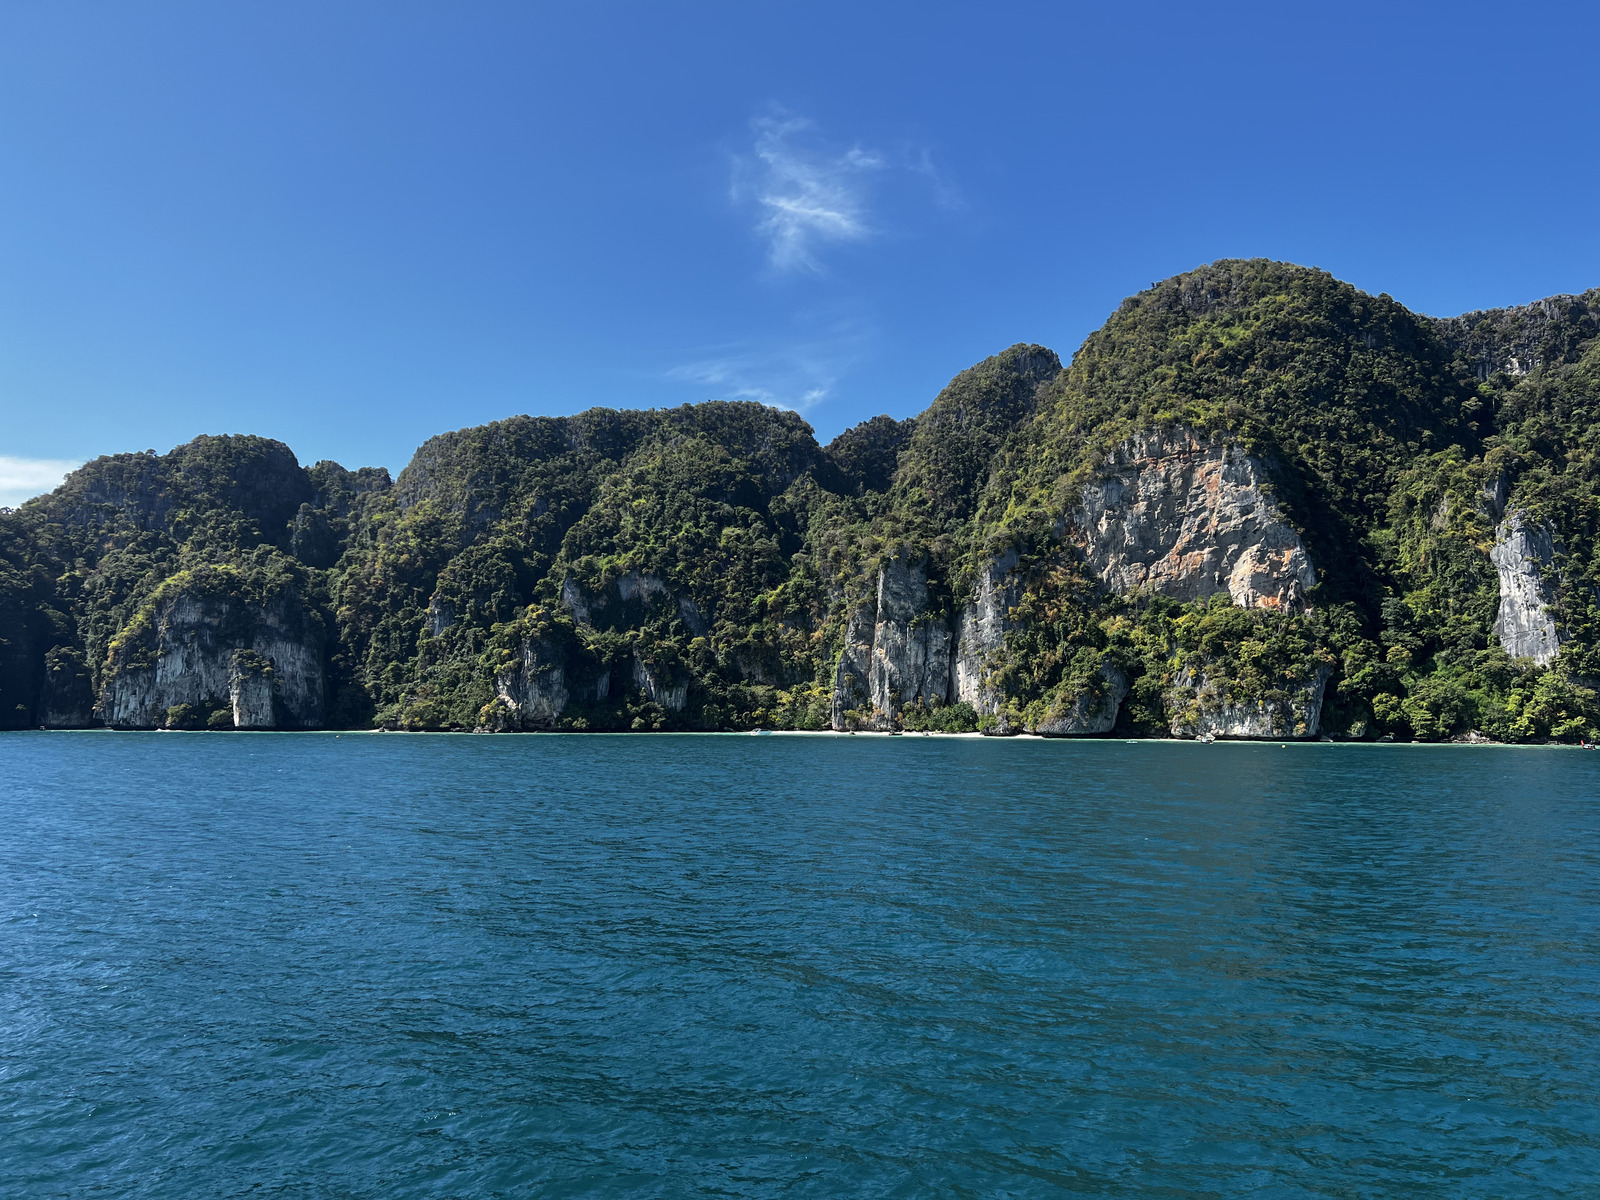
top-left (3, 733), bottom-right (1599, 1197)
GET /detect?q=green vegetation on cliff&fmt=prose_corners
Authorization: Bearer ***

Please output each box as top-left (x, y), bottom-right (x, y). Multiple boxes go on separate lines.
top-left (2, 261), bottom-right (1597, 740)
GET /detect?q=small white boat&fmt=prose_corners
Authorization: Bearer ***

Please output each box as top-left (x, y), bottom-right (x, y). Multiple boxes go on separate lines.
top-left (1196, 733), bottom-right (1215, 745)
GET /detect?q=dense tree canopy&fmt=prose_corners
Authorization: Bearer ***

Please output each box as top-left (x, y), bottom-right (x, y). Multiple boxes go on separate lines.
top-left (3, 262), bottom-right (1597, 740)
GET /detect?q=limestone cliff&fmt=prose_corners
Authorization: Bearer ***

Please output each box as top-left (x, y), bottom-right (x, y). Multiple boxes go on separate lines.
top-left (1028, 665), bottom-right (1129, 735)
top-left (8, 260), bottom-right (1600, 743)
top-left (1168, 666), bottom-right (1330, 740)
top-left (97, 571), bottom-right (324, 729)
top-left (632, 654), bottom-right (688, 713)
top-left (831, 554), bottom-right (951, 730)
top-left (1490, 510), bottom-right (1562, 665)
top-left (1074, 427), bottom-right (1315, 609)
top-left (227, 650), bottom-right (277, 729)
top-left (483, 572), bottom-right (701, 728)
top-left (488, 635), bottom-right (569, 730)
top-left (1432, 291), bottom-right (1599, 381)
top-left (830, 602), bottom-right (876, 728)
top-left (950, 550), bottom-right (1020, 722)
top-left (560, 572), bottom-right (708, 637)
top-left (39, 647), bottom-right (95, 728)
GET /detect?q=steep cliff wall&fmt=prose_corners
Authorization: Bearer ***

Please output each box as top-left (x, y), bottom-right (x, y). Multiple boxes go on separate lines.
top-left (830, 602), bottom-right (875, 729)
top-left (950, 551), bottom-right (1020, 721)
top-left (38, 648), bottom-right (95, 728)
top-left (1168, 666), bottom-right (1330, 740)
top-left (96, 571), bottom-right (324, 729)
top-left (831, 555), bottom-right (952, 730)
top-left (488, 635), bottom-right (569, 730)
top-left (1029, 665), bottom-right (1128, 735)
top-left (484, 572), bottom-right (699, 727)
top-left (1490, 510), bottom-right (1562, 664)
top-left (1074, 427), bottom-right (1315, 609)
top-left (228, 650), bottom-right (277, 728)
top-left (867, 556), bottom-right (951, 723)
top-left (632, 654), bottom-right (688, 713)
top-left (1432, 291), bottom-right (1599, 381)
top-left (559, 572), bottom-right (707, 636)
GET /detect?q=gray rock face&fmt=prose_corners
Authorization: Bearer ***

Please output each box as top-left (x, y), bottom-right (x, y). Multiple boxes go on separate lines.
top-left (950, 550), bottom-right (1131, 735)
top-left (677, 595), bottom-right (710, 638)
top-left (1074, 427), bottom-right (1315, 609)
top-left (831, 554), bottom-right (952, 730)
top-left (559, 578), bottom-right (593, 626)
top-left (1431, 292), bottom-right (1599, 382)
top-left (951, 550), bottom-right (1020, 723)
top-left (561, 571), bottom-right (708, 636)
top-left (39, 648), bottom-right (95, 728)
top-left (497, 572), bottom-right (704, 728)
top-left (869, 556), bottom-right (951, 721)
top-left (616, 571), bottom-right (669, 605)
top-left (1480, 473), bottom-right (1508, 520)
top-left (839, 432), bottom-right (1312, 735)
top-left (1168, 667), bottom-right (1329, 740)
top-left (229, 651), bottom-right (275, 728)
top-left (1491, 510), bottom-right (1562, 664)
top-left (98, 585), bottom-right (323, 729)
top-left (632, 654), bottom-right (688, 713)
top-left (492, 636), bottom-right (569, 729)
top-left (1029, 665), bottom-right (1129, 735)
top-left (425, 596), bottom-right (454, 638)
top-left (831, 602), bottom-right (876, 728)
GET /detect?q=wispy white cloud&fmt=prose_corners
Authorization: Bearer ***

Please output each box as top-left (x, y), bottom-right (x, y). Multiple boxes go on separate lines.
top-left (668, 328), bottom-right (867, 412)
top-left (729, 113), bottom-right (960, 274)
top-left (733, 116), bottom-right (885, 273)
top-left (907, 145), bottom-right (964, 212)
top-left (0, 455), bottom-right (80, 508)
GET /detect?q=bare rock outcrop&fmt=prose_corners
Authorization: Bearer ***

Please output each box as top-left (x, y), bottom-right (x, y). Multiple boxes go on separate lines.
top-left (500, 573), bottom-right (698, 727)
top-left (97, 573), bottom-right (324, 729)
top-left (633, 654), bottom-right (688, 713)
top-left (1490, 510), bottom-right (1562, 665)
top-left (1431, 291), bottom-right (1599, 382)
top-left (949, 552), bottom-right (1132, 735)
top-left (831, 603), bottom-right (876, 728)
top-left (425, 596), bottom-right (455, 638)
top-left (951, 550), bottom-right (1021, 723)
top-left (831, 554), bottom-right (952, 730)
top-left (39, 647), bottom-right (96, 728)
top-left (1074, 427), bottom-right (1315, 609)
top-left (560, 571), bottom-right (708, 636)
top-left (489, 635), bottom-right (570, 730)
top-left (1028, 665), bottom-right (1128, 735)
top-left (1168, 667), bottom-right (1329, 740)
top-left (228, 650), bottom-right (276, 728)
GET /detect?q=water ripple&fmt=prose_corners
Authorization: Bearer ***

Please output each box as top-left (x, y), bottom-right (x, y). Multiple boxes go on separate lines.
top-left (1, 733), bottom-right (1597, 1197)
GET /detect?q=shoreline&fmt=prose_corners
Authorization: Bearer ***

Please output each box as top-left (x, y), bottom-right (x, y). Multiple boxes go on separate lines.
top-left (7, 727), bottom-right (1595, 748)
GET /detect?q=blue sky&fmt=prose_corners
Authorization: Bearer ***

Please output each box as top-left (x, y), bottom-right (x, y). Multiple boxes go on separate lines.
top-left (2, 0), bottom-right (1597, 504)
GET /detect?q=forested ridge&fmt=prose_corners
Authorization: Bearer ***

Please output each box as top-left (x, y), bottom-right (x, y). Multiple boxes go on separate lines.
top-left (4, 260), bottom-right (1598, 741)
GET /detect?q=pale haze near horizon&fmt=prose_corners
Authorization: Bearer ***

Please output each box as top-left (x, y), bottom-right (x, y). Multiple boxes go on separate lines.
top-left (2, 0), bottom-right (1597, 506)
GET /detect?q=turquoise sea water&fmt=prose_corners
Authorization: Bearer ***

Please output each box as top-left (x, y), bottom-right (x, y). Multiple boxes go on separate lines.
top-left (2, 733), bottom-right (1598, 1198)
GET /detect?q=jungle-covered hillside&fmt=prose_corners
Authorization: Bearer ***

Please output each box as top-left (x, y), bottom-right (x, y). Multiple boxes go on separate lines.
top-left (3, 260), bottom-right (1597, 741)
